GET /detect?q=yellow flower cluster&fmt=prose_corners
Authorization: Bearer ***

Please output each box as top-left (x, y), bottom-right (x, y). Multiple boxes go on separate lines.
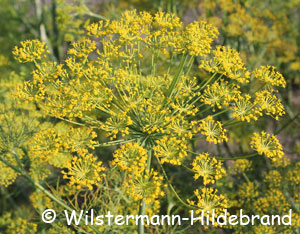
top-left (181, 21), bottom-right (219, 56)
top-left (237, 182), bottom-right (258, 204)
top-left (198, 0), bottom-right (299, 74)
top-left (287, 162), bottom-right (300, 185)
top-left (253, 189), bottom-right (290, 214)
top-left (62, 149), bottom-right (105, 190)
top-left (28, 126), bottom-right (98, 168)
top-left (254, 65), bottom-right (286, 88)
top-left (192, 153), bottom-right (225, 185)
top-left (201, 80), bottom-right (240, 110)
top-left (153, 136), bottom-right (188, 165)
top-left (188, 187), bottom-right (229, 218)
top-left (112, 142), bottom-right (148, 173)
top-left (200, 46), bottom-right (250, 83)
top-left (0, 159), bottom-right (20, 187)
top-left (254, 90), bottom-right (285, 120)
top-left (13, 40), bottom-right (49, 63)
top-left (230, 94), bottom-right (260, 122)
top-left (250, 131), bottom-right (284, 162)
top-left (30, 191), bottom-right (54, 211)
top-left (229, 90), bottom-right (285, 122)
top-left (67, 38), bottom-right (96, 58)
top-left (198, 116), bottom-right (228, 144)
top-left (6, 217), bottom-right (38, 234)
top-left (264, 170), bottom-right (282, 188)
top-left (229, 159), bottom-right (252, 175)
top-left (125, 169), bottom-right (165, 204)
top-left (87, 10), bottom-right (218, 58)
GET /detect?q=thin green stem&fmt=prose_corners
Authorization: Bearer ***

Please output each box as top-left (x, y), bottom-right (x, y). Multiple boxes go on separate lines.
top-left (210, 109), bottom-right (229, 118)
top-left (187, 150), bottom-right (198, 155)
top-left (275, 111), bottom-right (300, 135)
top-left (223, 119), bottom-right (242, 127)
top-left (181, 163), bottom-right (196, 173)
top-left (84, 11), bottom-right (107, 20)
top-left (185, 55), bottom-right (195, 76)
top-left (138, 148), bottom-right (152, 234)
top-left (216, 152), bottom-right (258, 161)
top-left (190, 73), bottom-right (222, 106)
top-left (157, 158), bottom-right (195, 209)
top-left (199, 73), bottom-right (219, 91)
top-left (93, 138), bottom-right (138, 147)
top-left (165, 53), bottom-right (189, 99)
top-left (57, 117), bottom-right (89, 127)
top-left (166, 52), bottom-right (174, 78)
top-left (242, 172), bottom-right (250, 183)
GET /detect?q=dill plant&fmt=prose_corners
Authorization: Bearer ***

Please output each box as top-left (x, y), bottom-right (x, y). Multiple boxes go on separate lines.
top-left (1, 9), bottom-right (291, 233)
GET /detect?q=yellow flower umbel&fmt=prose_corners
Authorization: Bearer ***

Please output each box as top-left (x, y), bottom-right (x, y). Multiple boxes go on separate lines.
top-left (287, 162), bottom-right (300, 185)
top-left (250, 131), bottom-right (284, 162)
top-left (254, 90), bottom-right (285, 120)
top-left (125, 169), bottom-right (164, 204)
top-left (254, 65), bottom-right (286, 88)
top-left (237, 182), bottom-right (259, 205)
top-left (200, 46), bottom-right (250, 83)
top-left (264, 170), bottom-right (282, 188)
top-left (201, 80), bottom-right (240, 110)
top-left (198, 116), bottom-right (228, 144)
top-left (231, 94), bottom-right (260, 122)
top-left (0, 159), bottom-right (20, 187)
top-left (112, 142), bottom-right (148, 173)
top-left (153, 136), bottom-right (188, 165)
top-left (6, 217), bottom-right (38, 234)
top-left (192, 153), bottom-right (225, 185)
top-left (188, 187), bottom-right (229, 218)
top-left (180, 21), bottom-right (219, 56)
top-left (67, 38), bottom-right (96, 58)
top-left (10, 9), bottom-right (291, 234)
top-left (13, 40), bottom-right (49, 63)
top-left (28, 126), bottom-right (98, 168)
top-left (62, 149), bottom-right (105, 190)
top-left (229, 159), bottom-right (252, 175)
top-left (253, 225), bottom-right (276, 234)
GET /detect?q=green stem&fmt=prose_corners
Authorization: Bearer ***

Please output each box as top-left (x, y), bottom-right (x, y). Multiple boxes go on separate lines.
top-left (93, 138), bottom-right (138, 147)
top-left (138, 148), bottom-right (152, 234)
top-left (157, 158), bottom-right (195, 209)
top-left (57, 117), bottom-right (89, 127)
top-left (211, 109), bottom-right (229, 118)
top-left (275, 111), bottom-right (300, 134)
top-left (165, 53), bottom-right (188, 99)
top-left (84, 11), bottom-right (107, 21)
top-left (223, 119), bottom-right (241, 127)
top-left (185, 55), bottom-right (195, 76)
top-left (166, 52), bottom-right (174, 78)
top-left (181, 163), bottom-right (196, 173)
top-left (216, 152), bottom-right (258, 161)
top-left (190, 73), bottom-right (218, 106)
top-left (242, 172), bottom-right (250, 183)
